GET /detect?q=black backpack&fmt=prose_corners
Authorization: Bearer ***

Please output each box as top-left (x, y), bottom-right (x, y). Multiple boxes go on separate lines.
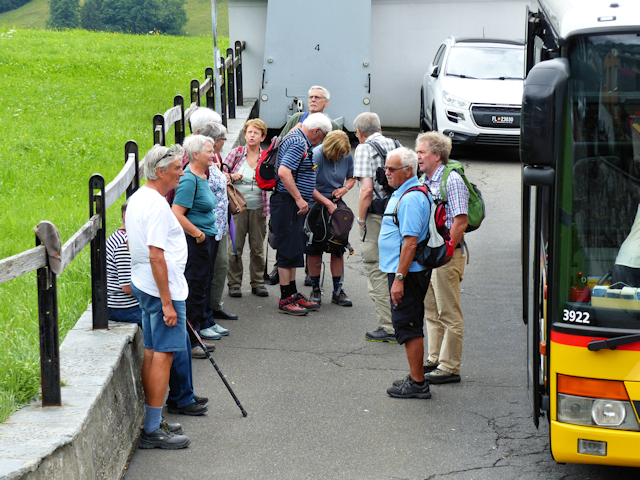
top-left (304, 201), bottom-right (355, 256)
top-left (366, 138), bottom-right (402, 214)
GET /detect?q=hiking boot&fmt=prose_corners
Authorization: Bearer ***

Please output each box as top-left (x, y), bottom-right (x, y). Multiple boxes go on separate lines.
top-left (331, 289), bottom-right (352, 307)
top-left (160, 419), bottom-right (183, 435)
top-left (138, 427), bottom-right (190, 450)
top-left (278, 296), bottom-right (308, 316)
top-left (293, 292), bottom-right (320, 311)
top-left (252, 285), bottom-right (269, 297)
top-left (228, 286), bottom-right (242, 298)
top-left (310, 288), bottom-right (322, 305)
top-left (167, 402), bottom-right (208, 416)
top-left (365, 327), bottom-right (397, 343)
top-left (387, 376), bottom-right (431, 399)
top-left (191, 346), bottom-right (207, 359)
top-left (423, 360), bottom-right (438, 374)
top-left (201, 340), bottom-right (216, 352)
top-left (425, 368), bottom-right (461, 384)
top-left (166, 395), bottom-right (208, 410)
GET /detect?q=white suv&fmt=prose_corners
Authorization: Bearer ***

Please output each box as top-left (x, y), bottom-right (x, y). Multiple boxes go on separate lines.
top-left (420, 37), bottom-right (525, 147)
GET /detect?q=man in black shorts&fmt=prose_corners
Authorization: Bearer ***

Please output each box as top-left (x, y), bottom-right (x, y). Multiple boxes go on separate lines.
top-left (377, 147), bottom-right (432, 399)
top-left (271, 113), bottom-right (332, 315)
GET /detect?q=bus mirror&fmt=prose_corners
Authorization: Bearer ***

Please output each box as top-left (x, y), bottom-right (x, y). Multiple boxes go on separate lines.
top-left (523, 165), bottom-right (555, 186)
top-left (520, 58), bottom-right (570, 167)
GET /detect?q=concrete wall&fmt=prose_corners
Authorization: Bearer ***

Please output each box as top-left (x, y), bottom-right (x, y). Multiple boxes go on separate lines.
top-left (0, 309), bottom-right (144, 480)
top-left (229, 0), bottom-right (531, 128)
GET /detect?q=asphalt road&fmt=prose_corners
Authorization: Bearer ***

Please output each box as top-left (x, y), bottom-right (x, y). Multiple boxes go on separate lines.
top-left (124, 130), bottom-right (639, 479)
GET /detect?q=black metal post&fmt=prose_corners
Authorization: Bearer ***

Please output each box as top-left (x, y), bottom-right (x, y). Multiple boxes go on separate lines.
top-left (36, 235), bottom-right (61, 407)
top-left (205, 67), bottom-right (215, 111)
top-left (235, 41), bottom-right (244, 106)
top-left (219, 58), bottom-right (227, 128)
top-left (174, 95), bottom-right (185, 145)
top-left (153, 114), bottom-right (165, 146)
top-left (227, 48), bottom-right (236, 119)
top-left (125, 140), bottom-right (139, 198)
top-left (191, 79), bottom-right (200, 106)
top-left (90, 174), bottom-right (108, 330)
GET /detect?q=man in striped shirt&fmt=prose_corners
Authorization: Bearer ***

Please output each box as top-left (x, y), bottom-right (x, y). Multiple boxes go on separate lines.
top-left (416, 132), bottom-right (469, 385)
top-left (272, 113), bottom-right (332, 315)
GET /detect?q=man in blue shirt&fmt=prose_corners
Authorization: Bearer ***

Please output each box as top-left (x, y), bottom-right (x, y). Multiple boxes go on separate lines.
top-left (378, 147), bottom-right (432, 399)
top-left (272, 113), bottom-right (332, 315)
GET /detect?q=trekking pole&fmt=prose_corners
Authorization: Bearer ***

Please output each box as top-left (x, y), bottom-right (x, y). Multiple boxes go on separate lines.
top-left (187, 321), bottom-right (248, 417)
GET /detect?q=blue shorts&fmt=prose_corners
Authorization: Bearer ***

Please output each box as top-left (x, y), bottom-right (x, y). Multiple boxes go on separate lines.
top-left (131, 283), bottom-right (187, 353)
top-left (108, 305), bottom-right (142, 324)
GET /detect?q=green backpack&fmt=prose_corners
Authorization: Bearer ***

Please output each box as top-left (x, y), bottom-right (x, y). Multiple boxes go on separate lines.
top-left (440, 161), bottom-right (485, 232)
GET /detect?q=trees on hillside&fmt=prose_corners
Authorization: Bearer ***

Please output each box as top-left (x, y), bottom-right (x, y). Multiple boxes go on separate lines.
top-left (48, 0), bottom-right (80, 28)
top-left (82, 0), bottom-right (186, 35)
top-left (0, 0), bottom-right (32, 14)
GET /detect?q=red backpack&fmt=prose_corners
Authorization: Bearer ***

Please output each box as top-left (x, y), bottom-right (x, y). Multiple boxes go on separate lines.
top-left (256, 132), bottom-right (306, 191)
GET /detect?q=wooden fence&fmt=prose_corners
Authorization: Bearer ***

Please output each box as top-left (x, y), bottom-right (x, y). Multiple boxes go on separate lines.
top-left (0, 41), bottom-right (246, 407)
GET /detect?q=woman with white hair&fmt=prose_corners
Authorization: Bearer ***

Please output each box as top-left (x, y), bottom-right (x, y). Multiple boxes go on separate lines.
top-left (172, 135), bottom-right (220, 358)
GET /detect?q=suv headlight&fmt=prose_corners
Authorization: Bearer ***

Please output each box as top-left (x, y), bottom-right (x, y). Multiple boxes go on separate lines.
top-left (557, 394), bottom-right (639, 431)
top-left (442, 91), bottom-right (470, 110)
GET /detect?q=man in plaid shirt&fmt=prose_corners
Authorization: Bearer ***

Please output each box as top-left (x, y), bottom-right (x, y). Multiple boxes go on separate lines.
top-left (416, 131), bottom-right (469, 384)
top-left (353, 112), bottom-right (401, 343)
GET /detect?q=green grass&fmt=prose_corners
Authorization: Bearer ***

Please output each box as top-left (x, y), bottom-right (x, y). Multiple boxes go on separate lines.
top-left (0, 0), bottom-right (228, 37)
top-left (0, 27), bottom-right (229, 423)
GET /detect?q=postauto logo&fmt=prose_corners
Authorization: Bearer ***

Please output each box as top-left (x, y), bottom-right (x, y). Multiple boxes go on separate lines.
top-left (492, 115), bottom-right (514, 124)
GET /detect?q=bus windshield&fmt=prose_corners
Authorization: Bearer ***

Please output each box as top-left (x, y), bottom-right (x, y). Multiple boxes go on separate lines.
top-left (558, 33), bottom-right (640, 329)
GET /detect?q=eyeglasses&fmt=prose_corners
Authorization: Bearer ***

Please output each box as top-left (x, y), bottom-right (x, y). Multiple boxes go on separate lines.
top-left (384, 165), bottom-right (409, 172)
top-left (218, 137), bottom-right (227, 141)
top-left (155, 147), bottom-right (175, 167)
top-left (308, 95), bottom-right (325, 101)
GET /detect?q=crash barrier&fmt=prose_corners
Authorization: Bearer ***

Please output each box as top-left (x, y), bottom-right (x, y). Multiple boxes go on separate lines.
top-left (0, 40), bottom-right (252, 480)
top-left (153, 40), bottom-right (246, 147)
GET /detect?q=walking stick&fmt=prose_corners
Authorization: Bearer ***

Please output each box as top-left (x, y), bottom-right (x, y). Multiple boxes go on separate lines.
top-left (187, 321), bottom-right (248, 417)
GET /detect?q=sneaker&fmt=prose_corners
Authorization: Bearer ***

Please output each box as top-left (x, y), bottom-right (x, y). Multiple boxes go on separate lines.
top-left (331, 289), bottom-right (352, 307)
top-left (425, 368), bottom-right (461, 384)
top-left (423, 360), bottom-right (438, 374)
top-left (278, 296), bottom-right (308, 316)
top-left (191, 346), bottom-right (207, 359)
top-left (160, 418), bottom-right (183, 435)
top-left (387, 376), bottom-right (431, 399)
top-left (138, 428), bottom-right (190, 450)
top-left (166, 395), bottom-right (208, 410)
top-left (210, 324), bottom-right (229, 336)
top-left (199, 327), bottom-right (222, 340)
top-left (310, 288), bottom-right (322, 305)
top-left (167, 402), bottom-right (208, 416)
top-left (252, 285), bottom-right (269, 297)
top-left (229, 286), bottom-right (242, 298)
top-left (392, 374), bottom-right (412, 388)
top-left (293, 292), bottom-right (320, 311)
top-left (365, 327), bottom-right (397, 343)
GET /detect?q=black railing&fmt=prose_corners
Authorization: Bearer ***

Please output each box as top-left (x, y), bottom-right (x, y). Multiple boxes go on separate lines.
top-left (0, 42), bottom-right (247, 407)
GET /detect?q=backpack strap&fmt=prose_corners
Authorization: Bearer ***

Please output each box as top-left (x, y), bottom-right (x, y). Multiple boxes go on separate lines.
top-left (439, 165), bottom-right (453, 203)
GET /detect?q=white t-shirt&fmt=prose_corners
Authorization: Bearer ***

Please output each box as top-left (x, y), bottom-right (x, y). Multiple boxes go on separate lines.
top-left (616, 204), bottom-right (640, 269)
top-left (126, 186), bottom-right (189, 301)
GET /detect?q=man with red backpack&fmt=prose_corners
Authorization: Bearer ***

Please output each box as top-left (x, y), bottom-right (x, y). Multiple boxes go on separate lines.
top-left (270, 113), bottom-right (332, 315)
top-left (416, 132), bottom-right (469, 384)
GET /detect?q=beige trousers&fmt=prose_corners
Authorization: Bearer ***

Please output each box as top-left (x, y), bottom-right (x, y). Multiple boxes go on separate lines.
top-left (227, 208), bottom-right (267, 288)
top-left (424, 248), bottom-right (466, 375)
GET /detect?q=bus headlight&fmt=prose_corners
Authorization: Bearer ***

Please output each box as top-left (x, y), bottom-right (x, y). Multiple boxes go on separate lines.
top-left (557, 394), bottom-right (640, 431)
top-left (592, 399), bottom-right (625, 426)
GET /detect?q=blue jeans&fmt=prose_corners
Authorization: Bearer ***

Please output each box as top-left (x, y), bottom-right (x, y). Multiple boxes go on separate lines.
top-left (108, 305), bottom-right (142, 324)
top-left (167, 330), bottom-right (196, 408)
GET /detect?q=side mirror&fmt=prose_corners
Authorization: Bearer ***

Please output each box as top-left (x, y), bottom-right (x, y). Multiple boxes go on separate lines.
top-left (430, 65), bottom-right (439, 78)
top-left (520, 58), bottom-right (570, 167)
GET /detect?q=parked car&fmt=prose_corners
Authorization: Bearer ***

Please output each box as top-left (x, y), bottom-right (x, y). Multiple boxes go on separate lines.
top-left (420, 37), bottom-right (525, 147)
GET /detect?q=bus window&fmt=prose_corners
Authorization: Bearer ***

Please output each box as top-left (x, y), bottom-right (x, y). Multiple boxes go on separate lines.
top-left (557, 34), bottom-right (640, 326)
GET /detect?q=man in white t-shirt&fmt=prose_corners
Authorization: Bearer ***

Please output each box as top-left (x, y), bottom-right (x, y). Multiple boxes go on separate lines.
top-left (127, 144), bottom-right (191, 450)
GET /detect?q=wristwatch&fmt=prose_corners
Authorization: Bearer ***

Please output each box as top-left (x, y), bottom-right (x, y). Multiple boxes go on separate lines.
top-left (395, 272), bottom-right (405, 281)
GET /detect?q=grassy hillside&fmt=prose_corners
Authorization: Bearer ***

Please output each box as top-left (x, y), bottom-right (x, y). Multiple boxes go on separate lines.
top-left (0, 0), bottom-right (228, 37)
top-left (0, 27), bottom-right (229, 423)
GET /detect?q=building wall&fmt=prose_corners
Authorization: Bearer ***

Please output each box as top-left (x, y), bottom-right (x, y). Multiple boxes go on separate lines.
top-left (229, 0), bottom-right (532, 128)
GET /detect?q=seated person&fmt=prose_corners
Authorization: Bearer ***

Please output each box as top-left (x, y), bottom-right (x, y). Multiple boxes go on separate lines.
top-left (611, 203), bottom-right (640, 287)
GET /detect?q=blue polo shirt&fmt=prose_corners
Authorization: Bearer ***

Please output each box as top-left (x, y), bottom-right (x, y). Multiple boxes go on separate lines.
top-left (379, 176), bottom-right (430, 273)
top-left (275, 130), bottom-right (316, 200)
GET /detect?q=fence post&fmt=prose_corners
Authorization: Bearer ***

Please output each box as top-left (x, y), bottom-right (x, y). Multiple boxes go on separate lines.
top-left (219, 58), bottom-right (227, 128)
top-left (125, 140), bottom-right (139, 198)
top-left (226, 48), bottom-right (236, 119)
top-left (153, 114), bottom-right (165, 146)
top-left (35, 235), bottom-right (61, 406)
top-left (235, 41), bottom-right (244, 106)
top-left (205, 68), bottom-right (215, 111)
top-left (90, 174), bottom-right (108, 330)
top-left (174, 95), bottom-right (185, 145)
top-left (191, 79), bottom-right (200, 106)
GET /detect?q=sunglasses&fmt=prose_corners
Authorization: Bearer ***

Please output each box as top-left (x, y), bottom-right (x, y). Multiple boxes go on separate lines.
top-left (384, 165), bottom-right (409, 172)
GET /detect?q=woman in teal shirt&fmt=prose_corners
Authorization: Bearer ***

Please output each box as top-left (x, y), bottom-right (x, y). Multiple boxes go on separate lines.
top-left (172, 134), bottom-right (219, 351)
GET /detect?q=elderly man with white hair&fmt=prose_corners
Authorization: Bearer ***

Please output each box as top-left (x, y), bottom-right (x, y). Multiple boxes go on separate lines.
top-left (280, 85), bottom-right (342, 136)
top-left (378, 147), bottom-right (432, 400)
